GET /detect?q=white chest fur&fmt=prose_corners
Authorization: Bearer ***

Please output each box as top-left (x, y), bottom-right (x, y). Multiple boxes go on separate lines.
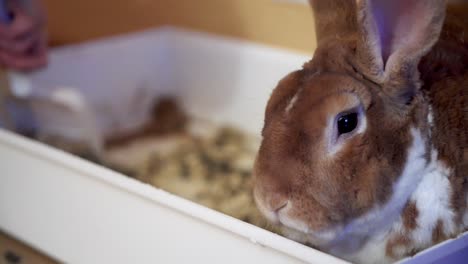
top-left (409, 151), bottom-right (455, 245)
top-left (341, 130), bottom-right (457, 264)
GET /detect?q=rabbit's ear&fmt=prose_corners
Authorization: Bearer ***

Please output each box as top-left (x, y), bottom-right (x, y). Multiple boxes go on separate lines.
top-left (356, 0), bottom-right (445, 102)
top-left (309, 0), bottom-right (358, 44)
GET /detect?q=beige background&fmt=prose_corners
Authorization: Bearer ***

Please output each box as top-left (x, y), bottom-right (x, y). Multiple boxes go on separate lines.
top-left (43, 0), bottom-right (317, 53)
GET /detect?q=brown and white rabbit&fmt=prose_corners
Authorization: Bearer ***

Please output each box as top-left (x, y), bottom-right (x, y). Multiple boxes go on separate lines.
top-left (253, 0), bottom-right (467, 263)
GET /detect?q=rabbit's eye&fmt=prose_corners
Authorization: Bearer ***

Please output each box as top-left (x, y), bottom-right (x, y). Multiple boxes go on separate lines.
top-left (337, 112), bottom-right (358, 135)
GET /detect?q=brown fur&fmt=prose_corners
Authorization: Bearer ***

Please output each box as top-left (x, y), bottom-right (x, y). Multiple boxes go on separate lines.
top-left (385, 235), bottom-right (412, 259)
top-left (254, 0), bottom-right (467, 262)
top-left (432, 220), bottom-right (448, 243)
top-left (385, 202), bottom-right (420, 259)
top-left (402, 202), bottom-right (419, 230)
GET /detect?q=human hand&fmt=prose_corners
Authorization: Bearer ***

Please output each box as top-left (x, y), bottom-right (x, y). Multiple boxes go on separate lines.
top-left (0, 0), bottom-right (47, 71)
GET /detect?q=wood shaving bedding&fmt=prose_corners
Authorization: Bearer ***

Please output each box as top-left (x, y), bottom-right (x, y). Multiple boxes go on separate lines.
top-left (38, 97), bottom-right (277, 233)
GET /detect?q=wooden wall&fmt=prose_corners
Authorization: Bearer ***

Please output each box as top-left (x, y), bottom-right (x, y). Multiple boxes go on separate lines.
top-left (42, 0), bottom-right (317, 53)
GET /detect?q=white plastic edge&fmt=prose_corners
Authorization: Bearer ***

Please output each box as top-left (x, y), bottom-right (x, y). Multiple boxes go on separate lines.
top-left (0, 128), bottom-right (349, 264)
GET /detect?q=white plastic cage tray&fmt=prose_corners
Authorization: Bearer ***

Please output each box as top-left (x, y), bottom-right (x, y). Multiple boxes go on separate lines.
top-left (0, 27), bottom-right (466, 263)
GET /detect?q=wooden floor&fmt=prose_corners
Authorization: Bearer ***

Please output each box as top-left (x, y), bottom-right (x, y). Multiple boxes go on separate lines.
top-left (0, 231), bottom-right (57, 264)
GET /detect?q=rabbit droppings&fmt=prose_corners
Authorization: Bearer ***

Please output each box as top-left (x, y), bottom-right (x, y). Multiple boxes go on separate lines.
top-left (253, 1), bottom-right (467, 264)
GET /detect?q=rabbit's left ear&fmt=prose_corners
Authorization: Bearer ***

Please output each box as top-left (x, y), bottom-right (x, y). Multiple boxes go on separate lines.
top-left (356, 0), bottom-right (446, 103)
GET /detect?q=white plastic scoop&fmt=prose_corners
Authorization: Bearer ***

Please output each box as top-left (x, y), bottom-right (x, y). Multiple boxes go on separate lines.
top-left (7, 74), bottom-right (105, 160)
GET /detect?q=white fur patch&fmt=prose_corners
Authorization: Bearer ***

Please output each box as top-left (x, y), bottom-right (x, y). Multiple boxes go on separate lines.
top-left (427, 106), bottom-right (434, 127)
top-left (427, 106), bottom-right (434, 139)
top-left (285, 90), bottom-right (301, 113)
top-left (409, 151), bottom-right (455, 246)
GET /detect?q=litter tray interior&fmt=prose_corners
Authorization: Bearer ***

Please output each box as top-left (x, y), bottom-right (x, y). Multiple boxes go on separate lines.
top-left (1, 27), bottom-right (310, 253)
top-left (37, 96), bottom-right (276, 233)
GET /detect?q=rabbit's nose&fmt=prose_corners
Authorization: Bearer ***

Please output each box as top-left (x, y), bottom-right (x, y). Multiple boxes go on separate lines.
top-left (268, 193), bottom-right (289, 212)
top-left (254, 188), bottom-right (289, 224)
